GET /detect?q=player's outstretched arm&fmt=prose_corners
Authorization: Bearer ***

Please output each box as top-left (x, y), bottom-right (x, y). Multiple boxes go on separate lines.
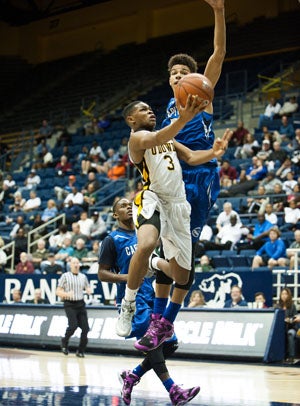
top-left (175, 128), bottom-right (232, 165)
top-left (203, 0), bottom-right (226, 89)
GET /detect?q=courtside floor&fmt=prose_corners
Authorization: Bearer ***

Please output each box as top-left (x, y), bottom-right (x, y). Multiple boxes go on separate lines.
top-left (0, 348), bottom-right (299, 405)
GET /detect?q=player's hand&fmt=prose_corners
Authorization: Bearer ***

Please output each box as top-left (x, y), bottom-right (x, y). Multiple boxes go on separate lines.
top-left (212, 128), bottom-right (232, 157)
top-left (203, 0), bottom-right (225, 11)
top-left (177, 94), bottom-right (208, 121)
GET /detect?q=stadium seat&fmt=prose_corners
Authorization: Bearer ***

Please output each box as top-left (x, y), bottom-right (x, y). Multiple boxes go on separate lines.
top-left (230, 256), bottom-right (249, 267)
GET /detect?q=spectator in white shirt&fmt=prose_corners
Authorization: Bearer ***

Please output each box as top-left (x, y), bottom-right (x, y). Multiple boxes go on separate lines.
top-left (48, 224), bottom-right (72, 252)
top-left (90, 211), bottom-right (108, 240)
top-left (204, 215), bottom-right (249, 251)
top-left (258, 97), bottom-right (281, 128)
top-left (282, 171), bottom-right (297, 194)
top-left (64, 186), bottom-right (84, 208)
top-left (78, 211), bottom-right (94, 237)
top-left (18, 169), bottom-right (41, 192)
top-left (264, 203), bottom-right (278, 225)
top-left (279, 96), bottom-right (298, 117)
top-left (23, 190), bottom-right (41, 212)
top-left (216, 202), bottom-right (240, 232)
top-left (282, 198), bottom-right (300, 231)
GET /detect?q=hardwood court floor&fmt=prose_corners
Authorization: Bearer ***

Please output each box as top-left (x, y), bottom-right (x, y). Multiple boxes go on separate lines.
top-left (0, 347), bottom-right (299, 405)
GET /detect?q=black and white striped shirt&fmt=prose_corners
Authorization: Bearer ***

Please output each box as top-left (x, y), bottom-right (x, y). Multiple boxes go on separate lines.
top-left (58, 271), bottom-right (89, 301)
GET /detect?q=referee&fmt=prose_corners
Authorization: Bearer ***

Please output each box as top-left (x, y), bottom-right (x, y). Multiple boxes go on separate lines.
top-left (56, 257), bottom-right (92, 357)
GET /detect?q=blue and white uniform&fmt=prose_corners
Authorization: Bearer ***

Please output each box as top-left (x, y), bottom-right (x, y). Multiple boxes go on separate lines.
top-left (162, 98), bottom-right (220, 242)
top-left (99, 227), bottom-right (154, 339)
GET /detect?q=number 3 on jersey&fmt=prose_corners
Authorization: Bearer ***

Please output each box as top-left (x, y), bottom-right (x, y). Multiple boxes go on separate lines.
top-left (164, 154), bottom-right (175, 170)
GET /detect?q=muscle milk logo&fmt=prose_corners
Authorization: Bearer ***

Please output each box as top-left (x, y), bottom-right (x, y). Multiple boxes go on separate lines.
top-left (199, 272), bottom-right (243, 308)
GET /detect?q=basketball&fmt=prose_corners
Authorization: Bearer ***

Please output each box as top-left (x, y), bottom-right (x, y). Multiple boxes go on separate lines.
top-left (175, 73), bottom-right (214, 108)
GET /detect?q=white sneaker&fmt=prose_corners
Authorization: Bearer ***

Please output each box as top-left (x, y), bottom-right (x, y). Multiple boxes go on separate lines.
top-left (115, 299), bottom-right (136, 337)
top-left (145, 251), bottom-right (159, 278)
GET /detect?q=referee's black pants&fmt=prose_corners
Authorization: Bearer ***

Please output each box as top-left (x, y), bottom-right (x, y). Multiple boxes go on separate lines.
top-left (63, 300), bottom-right (90, 352)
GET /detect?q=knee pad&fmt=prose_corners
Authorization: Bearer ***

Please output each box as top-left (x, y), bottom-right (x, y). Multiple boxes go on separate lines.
top-left (156, 269), bottom-right (173, 285)
top-left (174, 266), bottom-right (195, 290)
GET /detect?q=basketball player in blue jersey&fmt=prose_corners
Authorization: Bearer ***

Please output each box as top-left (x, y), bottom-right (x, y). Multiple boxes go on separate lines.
top-left (157, 0), bottom-right (226, 311)
top-left (115, 97), bottom-right (231, 353)
top-left (98, 197), bottom-right (200, 405)
top-left (163, 0), bottom-right (226, 244)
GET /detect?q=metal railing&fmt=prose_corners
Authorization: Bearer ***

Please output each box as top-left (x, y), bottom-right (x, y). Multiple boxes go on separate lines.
top-left (2, 241), bottom-right (15, 274)
top-left (27, 213), bottom-right (66, 254)
top-left (272, 269), bottom-right (299, 306)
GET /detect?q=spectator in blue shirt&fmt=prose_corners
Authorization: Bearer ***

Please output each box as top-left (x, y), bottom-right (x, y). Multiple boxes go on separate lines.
top-left (238, 213), bottom-right (273, 252)
top-left (224, 285), bottom-right (248, 308)
top-left (273, 115), bottom-right (295, 142)
top-left (252, 228), bottom-right (287, 269)
top-left (245, 157), bottom-right (267, 181)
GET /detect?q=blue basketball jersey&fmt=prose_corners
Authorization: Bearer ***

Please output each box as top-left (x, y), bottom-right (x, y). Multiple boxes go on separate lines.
top-left (161, 97), bottom-right (217, 169)
top-left (99, 227), bottom-right (154, 338)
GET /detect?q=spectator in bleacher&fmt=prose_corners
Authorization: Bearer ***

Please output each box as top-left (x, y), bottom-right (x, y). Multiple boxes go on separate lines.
top-left (195, 224), bottom-right (214, 258)
top-left (264, 203), bottom-right (278, 225)
top-left (273, 115), bottom-right (295, 142)
top-left (8, 191), bottom-right (25, 212)
top-left (205, 214), bottom-right (249, 251)
top-left (9, 215), bottom-right (29, 239)
top-left (55, 155), bottom-right (72, 177)
top-left (81, 171), bottom-right (101, 194)
top-left (219, 159), bottom-right (237, 188)
top-left (13, 228), bottom-right (28, 263)
top-left (224, 285), bottom-right (247, 308)
top-left (71, 222), bottom-right (87, 246)
top-left (30, 213), bottom-right (46, 240)
top-left (34, 138), bottom-right (51, 159)
top-left (282, 171), bottom-right (297, 194)
top-left (197, 255), bottom-right (214, 273)
top-left (107, 158), bottom-right (126, 180)
top-left (258, 97), bottom-right (281, 128)
top-left (41, 252), bottom-right (63, 275)
top-left (38, 119), bottom-right (54, 139)
top-left (3, 173), bottom-right (16, 192)
top-left (265, 141), bottom-right (288, 172)
top-left (279, 96), bottom-right (299, 117)
top-left (229, 120), bottom-right (249, 147)
top-left (23, 190), bottom-right (41, 212)
top-left (188, 290), bottom-right (206, 308)
top-left (275, 287), bottom-right (298, 364)
top-left (246, 185), bottom-right (269, 214)
top-left (41, 199), bottom-right (58, 222)
top-left (256, 139), bottom-right (272, 162)
top-left (31, 239), bottom-right (49, 272)
top-left (0, 237), bottom-right (7, 273)
top-left (54, 236), bottom-right (74, 271)
top-left (289, 128), bottom-right (300, 153)
top-left (259, 171), bottom-right (282, 194)
top-left (286, 229), bottom-right (300, 270)
top-left (254, 292), bottom-right (268, 309)
top-left (54, 174), bottom-right (78, 201)
top-left (71, 238), bottom-right (89, 264)
top-left (81, 141), bottom-right (106, 175)
top-left (80, 240), bottom-right (100, 274)
top-left (0, 183), bottom-right (13, 208)
top-left (27, 288), bottom-right (49, 304)
top-left (90, 211), bottom-right (108, 241)
top-left (33, 146), bottom-right (54, 170)
top-left (78, 211), bottom-right (94, 238)
top-left (64, 186), bottom-right (84, 208)
top-left (216, 201), bottom-right (240, 232)
top-left (15, 252), bottom-right (35, 275)
top-left (252, 227), bottom-right (287, 269)
top-left (98, 115), bottom-right (111, 132)
top-left (76, 145), bottom-right (89, 167)
top-left (82, 183), bottom-right (97, 210)
top-left (11, 289), bottom-right (23, 304)
top-left (84, 117), bottom-right (101, 135)
top-left (18, 169), bottom-right (41, 192)
top-left (238, 213), bottom-right (273, 252)
top-left (48, 224), bottom-right (72, 252)
top-left (282, 197), bottom-right (300, 231)
top-left (96, 147), bottom-right (120, 175)
top-left (118, 137), bottom-right (129, 157)
top-left (234, 133), bottom-right (259, 159)
top-left (55, 127), bottom-right (72, 148)
top-left (245, 156), bottom-right (267, 181)
top-left (62, 200), bottom-right (83, 225)
top-left (275, 157), bottom-right (293, 182)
